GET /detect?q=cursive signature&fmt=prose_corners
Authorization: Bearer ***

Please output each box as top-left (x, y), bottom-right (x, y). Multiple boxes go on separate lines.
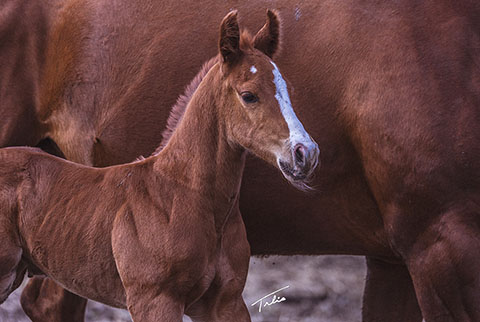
top-left (251, 285), bottom-right (289, 312)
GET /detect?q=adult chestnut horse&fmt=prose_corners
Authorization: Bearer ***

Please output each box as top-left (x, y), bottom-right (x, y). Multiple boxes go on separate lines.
top-left (2, 0), bottom-right (480, 321)
top-left (0, 11), bottom-right (318, 321)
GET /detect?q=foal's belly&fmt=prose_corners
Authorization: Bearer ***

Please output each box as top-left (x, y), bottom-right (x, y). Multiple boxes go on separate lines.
top-left (22, 214), bottom-right (128, 307)
top-left (27, 234), bottom-right (128, 308)
top-left (52, 267), bottom-right (127, 308)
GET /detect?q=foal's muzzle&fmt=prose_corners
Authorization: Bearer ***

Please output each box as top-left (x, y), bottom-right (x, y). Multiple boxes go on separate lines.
top-left (278, 140), bottom-right (319, 185)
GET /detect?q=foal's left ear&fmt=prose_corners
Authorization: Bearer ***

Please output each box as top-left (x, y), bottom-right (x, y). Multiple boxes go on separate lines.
top-left (219, 11), bottom-right (241, 65)
top-left (253, 9), bottom-right (281, 58)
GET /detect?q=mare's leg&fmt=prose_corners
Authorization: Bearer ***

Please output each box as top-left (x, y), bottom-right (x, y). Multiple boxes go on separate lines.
top-left (363, 257), bottom-right (422, 322)
top-left (397, 203), bottom-right (480, 321)
top-left (21, 277), bottom-right (87, 322)
top-left (186, 207), bottom-right (251, 322)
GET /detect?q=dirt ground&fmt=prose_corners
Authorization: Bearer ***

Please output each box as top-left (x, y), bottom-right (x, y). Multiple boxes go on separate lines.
top-left (0, 255), bottom-right (366, 322)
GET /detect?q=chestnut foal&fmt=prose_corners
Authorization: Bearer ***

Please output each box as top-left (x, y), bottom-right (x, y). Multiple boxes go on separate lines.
top-left (0, 11), bottom-right (318, 321)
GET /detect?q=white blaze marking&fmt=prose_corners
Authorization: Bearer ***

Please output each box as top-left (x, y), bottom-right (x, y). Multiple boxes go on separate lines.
top-left (270, 61), bottom-right (310, 144)
top-left (250, 65), bottom-right (257, 74)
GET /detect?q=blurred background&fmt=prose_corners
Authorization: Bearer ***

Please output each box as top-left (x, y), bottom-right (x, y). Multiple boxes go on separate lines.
top-left (0, 255), bottom-right (366, 322)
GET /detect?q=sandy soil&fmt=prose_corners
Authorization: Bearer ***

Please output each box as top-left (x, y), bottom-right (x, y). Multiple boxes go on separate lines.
top-left (0, 255), bottom-right (366, 322)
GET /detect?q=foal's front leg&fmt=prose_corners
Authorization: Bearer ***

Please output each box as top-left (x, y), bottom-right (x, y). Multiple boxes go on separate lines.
top-left (125, 290), bottom-right (184, 322)
top-left (114, 257), bottom-right (185, 321)
top-left (186, 207), bottom-right (251, 322)
top-left (112, 211), bottom-right (192, 321)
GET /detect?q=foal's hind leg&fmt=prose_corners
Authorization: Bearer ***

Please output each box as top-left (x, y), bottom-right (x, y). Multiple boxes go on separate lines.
top-left (0, 237), bottom-right (24, 303)
top-left (21, 277), bottom-right (87, 322)
top-left (0, 186), bottom-right (25, 303)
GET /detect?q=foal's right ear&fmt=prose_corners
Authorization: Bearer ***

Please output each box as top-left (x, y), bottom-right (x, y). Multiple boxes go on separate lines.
top-left (253, 9), bottom-right (280, 58)
top-left (219, 11), bottom-right (241, 66)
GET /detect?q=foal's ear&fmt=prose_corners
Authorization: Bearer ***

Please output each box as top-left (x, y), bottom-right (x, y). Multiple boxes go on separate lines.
top-left (253, 9), bottom-right (280, 58)
top-left (219, 11), bottom-right (241, 65)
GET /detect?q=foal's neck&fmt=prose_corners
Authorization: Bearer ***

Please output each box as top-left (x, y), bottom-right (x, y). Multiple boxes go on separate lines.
top-left (153, 65), bottom-right (245, 231)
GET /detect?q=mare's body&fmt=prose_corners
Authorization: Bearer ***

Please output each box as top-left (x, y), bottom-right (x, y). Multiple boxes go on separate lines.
top-left (1, 0), bottom-right (480, 321)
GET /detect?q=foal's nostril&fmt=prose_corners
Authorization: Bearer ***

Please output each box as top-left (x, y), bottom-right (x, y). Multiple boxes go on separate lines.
top-left (294, 144), bottom-right (306, 165)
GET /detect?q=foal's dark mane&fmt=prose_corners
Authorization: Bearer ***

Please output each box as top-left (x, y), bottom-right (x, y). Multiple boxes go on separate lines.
top-left (152, 57), bottom-right (219, 155)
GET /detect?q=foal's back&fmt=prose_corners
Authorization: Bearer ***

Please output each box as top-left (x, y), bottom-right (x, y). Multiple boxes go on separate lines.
top-left (0, 147), bottom-right (125, 217)
top-left (0, 147), bottom-right (155, 243)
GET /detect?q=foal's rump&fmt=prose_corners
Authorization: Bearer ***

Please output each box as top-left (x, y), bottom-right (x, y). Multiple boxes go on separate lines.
top-left (0, 147), bottom-right (127, 305)
top-left (0, 147), bottom-right (80, 227)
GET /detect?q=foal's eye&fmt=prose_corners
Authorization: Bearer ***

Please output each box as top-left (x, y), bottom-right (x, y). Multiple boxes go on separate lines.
top-left (241, 91), bottom-right (258, 104)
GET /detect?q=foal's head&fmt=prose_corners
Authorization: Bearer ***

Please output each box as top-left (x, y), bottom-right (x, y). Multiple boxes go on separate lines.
top-left (217, 10), bottom-right (319, 189)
